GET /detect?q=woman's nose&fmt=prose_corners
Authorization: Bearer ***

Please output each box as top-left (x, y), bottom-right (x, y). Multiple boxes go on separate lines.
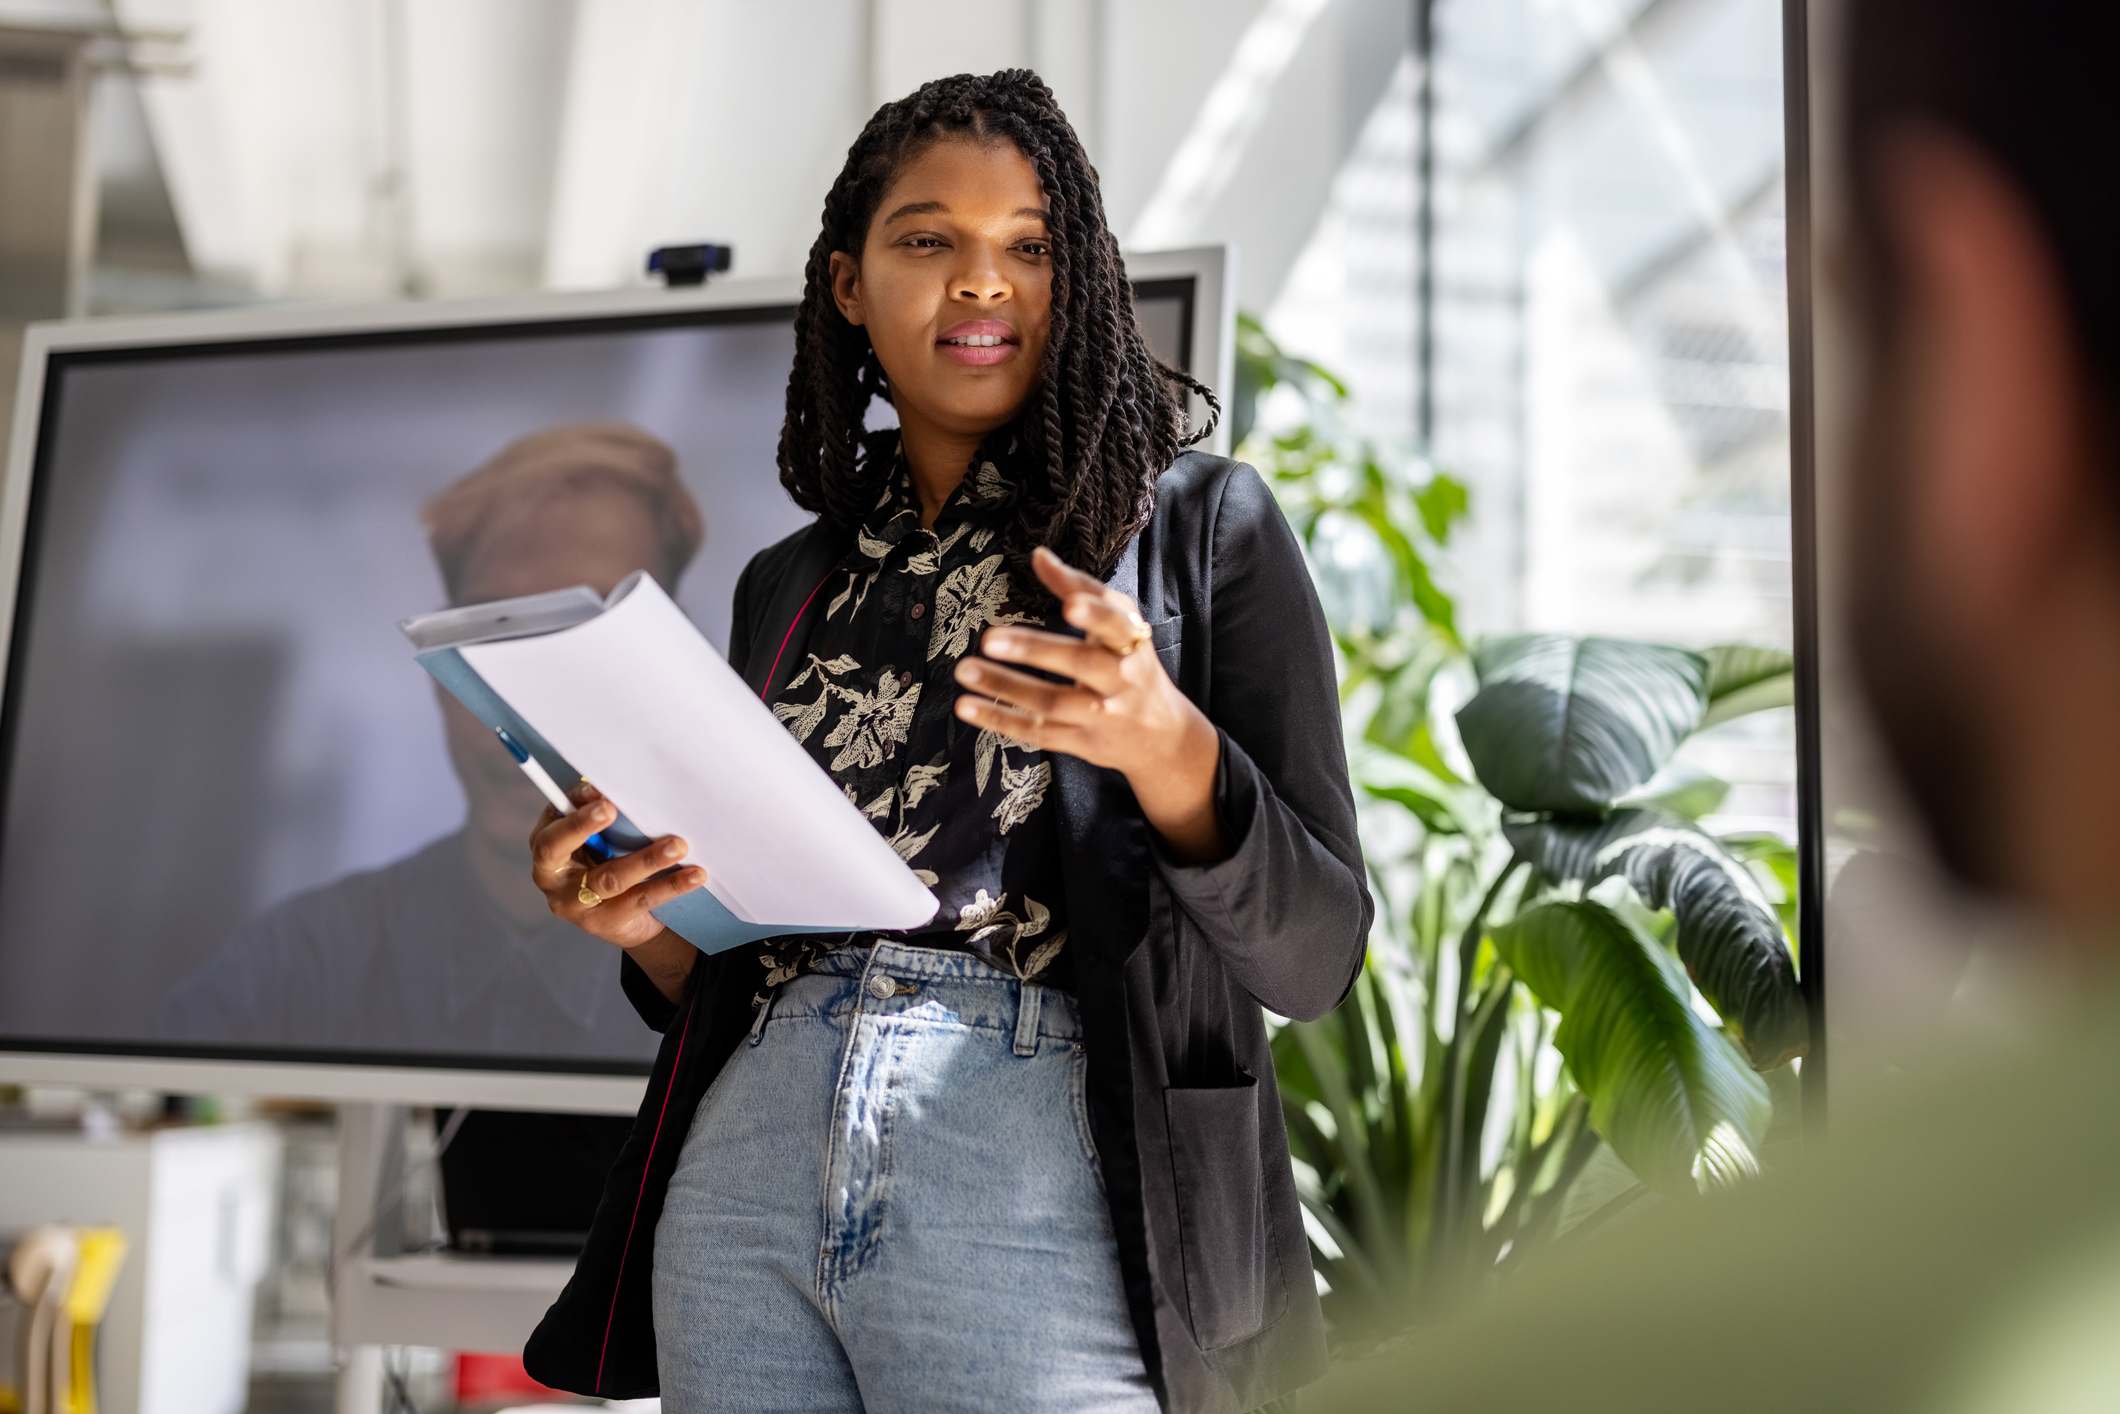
top-left (951, 251), bottom-right (1010, 302)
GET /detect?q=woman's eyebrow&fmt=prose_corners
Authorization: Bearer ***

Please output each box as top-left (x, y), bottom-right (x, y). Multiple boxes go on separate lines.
top-left (881, 200), bottom-right (1051, 225)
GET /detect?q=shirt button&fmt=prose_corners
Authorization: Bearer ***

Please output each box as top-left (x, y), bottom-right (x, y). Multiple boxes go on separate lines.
top-left (868, 972), bottom-right (897, 1000)
top-left (910, 601), bottom-right (926, 619)
top-left (898, 669), bottom-right (913, 687)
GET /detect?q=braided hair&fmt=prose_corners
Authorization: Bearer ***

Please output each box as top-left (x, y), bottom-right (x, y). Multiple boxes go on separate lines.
top-left (776, 68), bottom-right (1220, 587)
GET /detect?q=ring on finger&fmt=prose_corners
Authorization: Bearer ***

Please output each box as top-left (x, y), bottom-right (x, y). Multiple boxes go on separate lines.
top-left (577, 870), bottom-right (604, 908)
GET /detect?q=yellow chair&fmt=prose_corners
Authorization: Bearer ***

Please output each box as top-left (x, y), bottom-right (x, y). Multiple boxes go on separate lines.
top-left (61, 1231), bottom-right (124, 1414)
top-left (1, 1228), bottom-right (125, 1414)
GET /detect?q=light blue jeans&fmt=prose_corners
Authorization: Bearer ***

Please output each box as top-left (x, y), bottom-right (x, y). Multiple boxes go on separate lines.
top-left (651, 937), bottom-right (1159, 1412)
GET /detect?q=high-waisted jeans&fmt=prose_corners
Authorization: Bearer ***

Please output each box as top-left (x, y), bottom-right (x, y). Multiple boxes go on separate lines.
top-left (650, 937), bottom-right (1159, 1412)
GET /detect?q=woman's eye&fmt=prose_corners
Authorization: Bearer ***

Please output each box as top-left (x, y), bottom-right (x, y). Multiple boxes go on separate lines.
top-left (903, 235), bottom-right (945, 250)
top-left (1018, 242), bottom-right (1050, 257)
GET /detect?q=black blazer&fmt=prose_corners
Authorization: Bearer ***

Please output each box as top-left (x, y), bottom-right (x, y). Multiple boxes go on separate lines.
top-left (523, 449), bottom-right (1375, 1413)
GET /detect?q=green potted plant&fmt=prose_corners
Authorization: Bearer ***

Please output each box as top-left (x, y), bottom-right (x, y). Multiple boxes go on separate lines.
top-left (1234, 314), bottom-right (1807, 1354)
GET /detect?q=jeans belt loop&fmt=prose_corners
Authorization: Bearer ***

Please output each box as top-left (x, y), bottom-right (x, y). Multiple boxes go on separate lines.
top-left (1013, 980), bottom-right (1042, 1058)
top-left (746, 980), bottom-right (779, 1046)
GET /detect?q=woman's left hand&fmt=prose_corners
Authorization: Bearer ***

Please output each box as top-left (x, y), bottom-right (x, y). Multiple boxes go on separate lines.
top-left (950, 544), bottom-right (1207, 782)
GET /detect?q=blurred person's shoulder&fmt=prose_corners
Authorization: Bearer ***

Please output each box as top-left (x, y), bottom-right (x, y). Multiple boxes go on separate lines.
top-left (155, 833), bottom-right (466, 1043)
top-left (1313, 975), bottom-right (2120, 1413)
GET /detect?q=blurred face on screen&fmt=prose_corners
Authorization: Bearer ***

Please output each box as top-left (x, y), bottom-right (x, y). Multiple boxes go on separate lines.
top-left (828, 136), bottom-right (1053, 442)
top-left (435, 493), bottom-right (670, 860)
top-left (1841, 127), bottom-right (2120, 927)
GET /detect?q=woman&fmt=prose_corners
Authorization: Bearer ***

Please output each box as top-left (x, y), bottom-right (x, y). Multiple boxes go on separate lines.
top-left (522, 70), bottom-right (1372, 1414)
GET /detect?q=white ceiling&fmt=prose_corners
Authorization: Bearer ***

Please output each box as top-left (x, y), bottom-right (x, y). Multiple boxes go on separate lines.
top-left (1, 0), bottom-right (1418, 319)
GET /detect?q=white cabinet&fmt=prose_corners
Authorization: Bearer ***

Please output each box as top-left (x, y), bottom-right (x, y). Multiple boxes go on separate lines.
top-left (0, 1122), bottom-right (281, 1414)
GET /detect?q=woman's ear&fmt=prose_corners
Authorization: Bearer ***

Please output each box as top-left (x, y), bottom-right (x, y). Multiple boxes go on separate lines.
top-left (829, 251), bottom-right (864, 327)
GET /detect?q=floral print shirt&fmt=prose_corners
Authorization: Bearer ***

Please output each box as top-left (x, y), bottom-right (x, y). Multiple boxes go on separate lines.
top-left (752, 433), bottom-right (1074, 1001)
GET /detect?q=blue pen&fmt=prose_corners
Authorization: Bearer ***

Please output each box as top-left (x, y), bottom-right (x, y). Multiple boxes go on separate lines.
top-left (496, 727), bottom-right (618, 861)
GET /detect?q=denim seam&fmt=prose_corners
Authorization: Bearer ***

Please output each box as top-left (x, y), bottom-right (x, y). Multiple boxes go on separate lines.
top-left (854, 1022), bottom-right (905, 1282)
top-left (816, 950), bottom-right (889, 1325)
top-left (1068, 1046), bottom-right (1107, 1197)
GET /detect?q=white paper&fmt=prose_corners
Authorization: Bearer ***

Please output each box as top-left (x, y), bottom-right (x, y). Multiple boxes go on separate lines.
top-left (458, 570), bottom-right (937, 931)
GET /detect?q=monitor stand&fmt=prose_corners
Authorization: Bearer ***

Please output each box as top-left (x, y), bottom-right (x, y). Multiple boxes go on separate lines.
top-left (328, 1103), bottom-right (576, 1414)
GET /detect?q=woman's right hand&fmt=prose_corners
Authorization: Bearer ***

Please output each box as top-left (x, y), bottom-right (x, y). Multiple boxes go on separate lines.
top-left (530, 783), bottom-right (710, 952)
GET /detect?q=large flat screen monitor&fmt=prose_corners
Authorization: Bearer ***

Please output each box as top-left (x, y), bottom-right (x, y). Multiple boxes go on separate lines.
top-left (0, 247), bottom-right (1232, 1110)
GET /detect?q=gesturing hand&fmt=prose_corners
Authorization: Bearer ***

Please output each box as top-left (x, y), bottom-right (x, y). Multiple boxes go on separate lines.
top-left (950, 544), bottom-right (1208, 782)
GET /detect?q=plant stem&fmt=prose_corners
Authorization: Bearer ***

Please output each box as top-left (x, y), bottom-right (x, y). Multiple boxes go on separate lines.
top-left (1430, 856), bottom-right (1524, 1278)
top-left (1513, 1101), bottom-right (1604, 1257)
top-left (1492, 1090), bottom-right (1587, 1244)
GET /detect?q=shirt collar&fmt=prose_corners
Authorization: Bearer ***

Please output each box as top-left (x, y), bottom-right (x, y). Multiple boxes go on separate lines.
top-left (850, 428), bottom-right (1026, 565)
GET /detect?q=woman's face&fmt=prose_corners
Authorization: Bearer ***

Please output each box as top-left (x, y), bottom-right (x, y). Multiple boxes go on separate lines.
top-left (830, 136), bottom-right (1054, 442)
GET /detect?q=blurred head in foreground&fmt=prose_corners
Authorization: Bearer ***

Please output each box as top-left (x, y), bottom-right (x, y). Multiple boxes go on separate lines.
top-left (1840, 0), bottom-right (2120, 938)
top-left (420, 420), bottom-right (703, 856)
top-left (1313, 4), bottom-right (2120, 1410)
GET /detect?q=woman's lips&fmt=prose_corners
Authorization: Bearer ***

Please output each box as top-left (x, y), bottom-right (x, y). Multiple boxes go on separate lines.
top-left (937, 338), bottom-right (1018, 366)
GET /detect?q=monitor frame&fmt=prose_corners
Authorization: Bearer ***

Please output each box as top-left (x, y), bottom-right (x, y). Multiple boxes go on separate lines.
top-left (0, 244), bottom-right (1233, 1111)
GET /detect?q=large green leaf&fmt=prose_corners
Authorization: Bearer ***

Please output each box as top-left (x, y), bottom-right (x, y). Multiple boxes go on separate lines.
top-left (1620, 840), bottom-right (1809, 1068)
top-left (1722, 830), bottom-right (1800, 946)
top-left (1362, 781), bottom-right (1463, 835)
top-left (1490, 901), bottom-right (1769, 1193)
top-left (1700, 644), bottom-right (1796, 729)
top-left (1455, 636), bottom-right (1708, 813)
top-left (1502, 809), bottom-right (1667, 882)
top-left (1616, 761), bottom-right (1731, 821)
top-left (1503, 813), bottom-right (1807, 1069)
top-left (1413, 473), bottom-right (1471, 547)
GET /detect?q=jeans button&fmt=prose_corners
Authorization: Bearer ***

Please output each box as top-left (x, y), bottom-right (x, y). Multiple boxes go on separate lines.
top-left (868, 972), bottom-right (896, 1000)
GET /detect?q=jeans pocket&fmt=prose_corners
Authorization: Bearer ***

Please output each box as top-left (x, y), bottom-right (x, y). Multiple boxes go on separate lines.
top-left (1066, 1043), bottom-right (1108, 1198)
top-left (1163, 1072), bottom-right (1269, 1351)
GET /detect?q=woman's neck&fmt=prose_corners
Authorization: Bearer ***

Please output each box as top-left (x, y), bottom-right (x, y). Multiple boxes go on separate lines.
top-left (895, 419), bottom-right (987, 530)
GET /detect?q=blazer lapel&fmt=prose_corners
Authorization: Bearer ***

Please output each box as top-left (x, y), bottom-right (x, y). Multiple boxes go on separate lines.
top-left (1045, 528), bottom-right (1157, 969)
top-left (739, 522), bottom-right (847, 701)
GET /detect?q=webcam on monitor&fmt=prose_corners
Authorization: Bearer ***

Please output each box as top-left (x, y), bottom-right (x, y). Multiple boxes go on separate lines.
top-left (646, 243), bottom-right (734, 287)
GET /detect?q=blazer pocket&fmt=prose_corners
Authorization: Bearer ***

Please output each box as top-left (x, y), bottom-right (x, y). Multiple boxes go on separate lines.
top-left (1163, 1070), bottom-right (1269, 1350)
top-left (1148, 611), bottom-right (1186, 674)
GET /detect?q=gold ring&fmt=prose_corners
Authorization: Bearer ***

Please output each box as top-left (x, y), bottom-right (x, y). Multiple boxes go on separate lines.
top-left (1117, 616), bottom-right (1151, 656)
top-left (577, 872), bottom-right (603, 908)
